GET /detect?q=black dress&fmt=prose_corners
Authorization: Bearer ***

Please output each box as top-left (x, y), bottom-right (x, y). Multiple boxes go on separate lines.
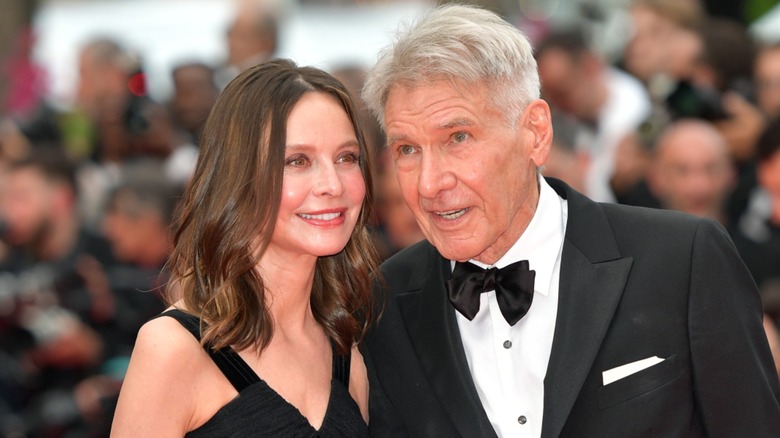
top-left (158, 309), bottom-right (368, 437)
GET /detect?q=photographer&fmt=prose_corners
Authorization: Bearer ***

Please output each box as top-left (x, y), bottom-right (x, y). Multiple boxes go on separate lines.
top-left (0, 150), bottom-right (117, 437)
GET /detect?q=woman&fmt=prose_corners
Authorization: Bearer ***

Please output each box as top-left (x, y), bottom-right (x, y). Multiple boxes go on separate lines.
top-left (111, 59), bottom-right (378, 436)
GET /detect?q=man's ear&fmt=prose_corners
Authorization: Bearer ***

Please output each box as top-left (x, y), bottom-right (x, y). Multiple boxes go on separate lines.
top-left (524, 99), bottom-right (553, 168)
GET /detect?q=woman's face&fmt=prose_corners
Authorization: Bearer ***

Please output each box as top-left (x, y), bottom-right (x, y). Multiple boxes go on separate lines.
top-left (266, 92), bottom-right (366, 262)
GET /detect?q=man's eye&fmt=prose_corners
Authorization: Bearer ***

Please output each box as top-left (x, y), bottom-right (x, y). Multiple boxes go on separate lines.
top-left (398, 145), bottom-right (416, 156)
top-left (452, 131), bottom-right (469, 143)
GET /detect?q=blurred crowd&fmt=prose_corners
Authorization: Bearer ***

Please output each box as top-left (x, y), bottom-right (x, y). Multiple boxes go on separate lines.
top-left (0, 0), bottom-right (779, 436)
top-left (536, 0), bottom-right (780, 384)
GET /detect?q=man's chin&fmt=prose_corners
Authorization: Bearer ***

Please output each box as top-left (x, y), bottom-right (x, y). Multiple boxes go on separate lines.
top-left (430, 241), bottom-right (480, 263)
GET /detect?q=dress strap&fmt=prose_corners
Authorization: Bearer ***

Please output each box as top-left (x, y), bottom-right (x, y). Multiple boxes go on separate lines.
top-left (332, 344), bottom-right (352, 389)
top-left (159, 309), bottom-right (351, 391)
top-left (157, 309), bottom-right (260, 392)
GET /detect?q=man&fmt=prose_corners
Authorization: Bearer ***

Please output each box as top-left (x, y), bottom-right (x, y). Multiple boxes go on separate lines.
top-left (732, 119), bottom-right (780, 295)
top-left (647, 119), bottom-right (735, 223)
top-left (360, 4), bottom-right (780, 437)
top-left (0, 151), bottom-right (114, 436)
top-left (214, 0), bottom-right (279, 89)
top-left (168, 61), bottom-right (219, 145)
top-left (535, 28), bottom-right (650, 203)
top-left (622, 0), bottom-right (704, 85)
top-left (375, 149), bottom-right (425, 258)
top-left (71, 37), bottom-right (136, 163)
top-left (755, 42), bottom-right (780, 120)
top-left (541, 111), bottom-right (588, 195)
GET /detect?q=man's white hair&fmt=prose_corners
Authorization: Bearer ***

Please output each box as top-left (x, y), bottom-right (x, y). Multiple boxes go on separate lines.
top-left (362, 3), bottom-right (540, 130)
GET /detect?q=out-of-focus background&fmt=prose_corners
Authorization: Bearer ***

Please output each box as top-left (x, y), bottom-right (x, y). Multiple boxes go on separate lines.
top-left (1, 0), bottom-right (780, 436)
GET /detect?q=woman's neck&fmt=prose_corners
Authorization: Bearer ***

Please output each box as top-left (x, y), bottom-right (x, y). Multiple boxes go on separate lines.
top-left (257, 250), bottom-right (319, 336)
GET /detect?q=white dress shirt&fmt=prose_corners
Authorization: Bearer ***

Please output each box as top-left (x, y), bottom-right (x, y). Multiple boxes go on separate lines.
top-left (455, 178), bottom-right (568, 438)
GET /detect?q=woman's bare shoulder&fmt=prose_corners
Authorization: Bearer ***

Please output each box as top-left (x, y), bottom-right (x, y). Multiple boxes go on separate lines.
top-left (135, 310), bottom-right (201, 358)
top-left (111, 306), bottom-right (209, 436)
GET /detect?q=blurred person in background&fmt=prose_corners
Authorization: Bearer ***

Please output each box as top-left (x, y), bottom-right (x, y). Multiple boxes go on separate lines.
top-left (68, 37), bottom-right (136, 163)
top-left (623, 0), bottom-right (704, 86)
top-left (69, 37), bottom-right (140, 231)
top-left (332, 63), bottom-right (386, 154)
top-left (692, 17), bottom-right (762, 165)
top-left (112, 59), bottom-right (376, 437)
top-left (100, 161), bottom-right (179, 350)
top-left (732, 118), bottom-right (780, 292)
top-left (80, 84), bottom-right (197, 229)
top-left (63, 163), bottom-right (183, 434)
top-left (755, 42), bottom-right (780, 120)
top-left (540, 110), bottom-right (589, 195)
top-left (646, 119), bottom-right (735, 224)
top-left (677, 16), bottom-right (765, 231)
top-left (215, 0), bottom-right (280, 89)
top-left (536, 27), bottom-right (651, 202)
top-left (730, 119), bottom-right (780, 385)
top-left (123, 98), bottom-right (199, 186)
top-left (168, 61), bottom-right (220, 146)
top-left (0, 150), bottom-right (118, 437)
top-left (374, 149), bottom-right (424, 259)
top-left (609, 131), bottom-right (659, 208)
top-left (0, 119), bottom-right (28, 263)
top-left (101, 163), bottom-right (180, 274)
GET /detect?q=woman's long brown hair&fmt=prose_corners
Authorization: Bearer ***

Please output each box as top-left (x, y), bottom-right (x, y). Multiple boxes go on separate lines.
top-left (167, 59), bottom-right (379, 356)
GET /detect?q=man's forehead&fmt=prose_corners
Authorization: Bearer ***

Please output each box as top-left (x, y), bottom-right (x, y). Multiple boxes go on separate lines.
top-left (386, 78), bottom-right (477, 101)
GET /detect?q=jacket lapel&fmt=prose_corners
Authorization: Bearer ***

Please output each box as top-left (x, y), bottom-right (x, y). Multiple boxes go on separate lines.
top-left (395, 245), bottom-right (498, 438)
top-left (541, 179), bottom-right (633, 438)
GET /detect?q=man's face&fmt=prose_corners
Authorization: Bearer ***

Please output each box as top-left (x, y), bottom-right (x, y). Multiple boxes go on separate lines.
top-left (755, 47), bottom-right (780, 119)
top-left (537, 49), bottom-right (595, 122)
top-left (651, 128), bottom-right (733, 219)
top-left (0, 168), bottom-right (53, 247)
top-left (102, 191), bottom-right (164, 265)
top-left (171, 66), bottom-right (218, 134)
top-left (624, 6), bottom-right (672, 82)
top-left (383, 80), bottom-right (551, 264)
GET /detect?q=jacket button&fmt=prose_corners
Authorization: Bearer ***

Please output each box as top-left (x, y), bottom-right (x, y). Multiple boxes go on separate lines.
top-left (503, 340), bottom-right (512, 349)
top-left (518, 415), bottom-right (527, 425)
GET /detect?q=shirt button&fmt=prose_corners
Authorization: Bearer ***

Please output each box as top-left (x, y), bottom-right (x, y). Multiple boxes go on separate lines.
top-left (518, 415), bottom-right (527, 425)
top-left (503, 340), bottom-right (512, 349)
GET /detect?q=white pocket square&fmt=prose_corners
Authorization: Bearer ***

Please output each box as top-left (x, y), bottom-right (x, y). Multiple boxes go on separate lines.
top-left (602, 356), bottom-right (666, 385)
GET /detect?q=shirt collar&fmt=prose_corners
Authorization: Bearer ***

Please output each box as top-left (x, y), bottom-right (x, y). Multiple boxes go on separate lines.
top-left (466, 177), bottom-right (565, 297)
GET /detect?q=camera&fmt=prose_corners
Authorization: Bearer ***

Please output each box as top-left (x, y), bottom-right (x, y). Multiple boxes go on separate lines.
top-left (123, 60), bottom-right (152, 136)
top-left (665, 81), bottom-right (729, 121)
top-left (664, 78), bottom-right (755, 122)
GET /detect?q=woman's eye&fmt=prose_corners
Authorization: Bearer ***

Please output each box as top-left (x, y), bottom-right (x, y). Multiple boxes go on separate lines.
top-left (338, 152), bottom-right (360, 164)
top-left (286, 155), bottom-right (308, 167)
top-left (452, 131), bottom-right (469, 143)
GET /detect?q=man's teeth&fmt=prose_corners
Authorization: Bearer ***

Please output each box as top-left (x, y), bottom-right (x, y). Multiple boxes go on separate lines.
top-left (300, 212), bottom-right (341, 220)
top-left (437, 208), bottom-right (468, 220)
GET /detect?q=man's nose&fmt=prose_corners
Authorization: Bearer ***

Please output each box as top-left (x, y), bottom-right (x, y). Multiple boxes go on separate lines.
top-left (417, 150), bottom-right (456, 199)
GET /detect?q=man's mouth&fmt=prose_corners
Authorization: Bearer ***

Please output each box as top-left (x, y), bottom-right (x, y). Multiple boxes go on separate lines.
top-left (434, 208), bottom-right (469, 220)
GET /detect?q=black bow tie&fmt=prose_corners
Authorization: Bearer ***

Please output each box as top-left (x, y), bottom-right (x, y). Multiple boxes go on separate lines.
top-left (445, 260), bottom-right (535, 326)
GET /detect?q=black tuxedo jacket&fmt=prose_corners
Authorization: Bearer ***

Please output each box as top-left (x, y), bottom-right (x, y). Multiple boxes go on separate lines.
top-left (363, 178), bottom-right (780, 437)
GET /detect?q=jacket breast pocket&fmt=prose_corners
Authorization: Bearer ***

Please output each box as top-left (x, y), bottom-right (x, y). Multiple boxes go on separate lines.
top-left (597, 354), bottom-right (682, 409)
